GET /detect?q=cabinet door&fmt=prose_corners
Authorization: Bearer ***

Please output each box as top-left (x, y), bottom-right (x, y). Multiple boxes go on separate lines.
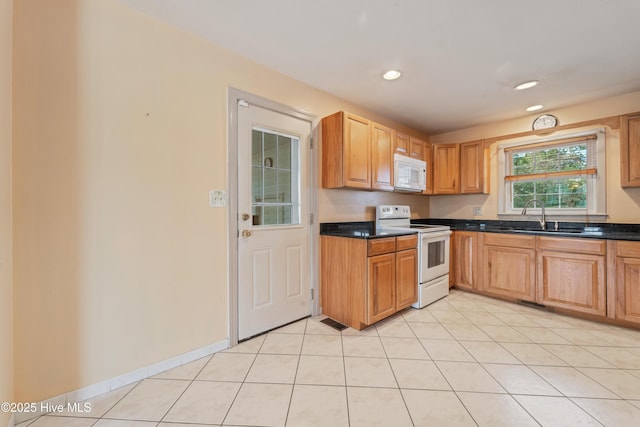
top-left (395, 132), bottom-right (410, 156)
top-left (432, 144), bottom-right (460, 194)
top-left (343, 112), bottom-right (371, 189)
top-left (460, 140), bottom-right (486, 194)
top-left (449, 231), bottom-right (455, 287)
top-left (483, 245), bottom-right (536, 302)
top-left (454, 231), bottom-right (481, 290)
top-left (367, 253), bottom-right (396, 324)
top-left (423, 142), bottom-right (433, 195)
top-left (537, 251), bottom-right (606, 316)
top-left (620, 114), bottom-right (640, 187)
top-left (410, 137), bottom-right (424, 159)
top-left (616, 256), bottom-right (640, 323)
top-left (396, 249), bottom-right (418, 310)
top-left (371, 122), bottom-right (394, 191)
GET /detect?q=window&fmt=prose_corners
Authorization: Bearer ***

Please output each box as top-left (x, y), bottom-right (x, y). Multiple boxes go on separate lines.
top-left (498, 129), bottom-right (606, 218)
top-left (251, 128), bottom-right (300, 226)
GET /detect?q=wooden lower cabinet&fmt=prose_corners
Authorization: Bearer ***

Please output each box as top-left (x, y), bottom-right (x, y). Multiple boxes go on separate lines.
top-left (611, 241), bottom-right (640, 324)
top-left (367, 253), bottom-right (396, 324)
top-left (453, 231), bottom-right (482, 291)
top-left (321, 234), bottom-right (417, 330)
top-left (537, 251), bottom-right (606, 316)
top-left (536, 237), bottom-right (606, 316)
top-left (615, 257), bottom-right (640, 323)
top-left (396, 248), bottom-right (418, 310)
top-left (482, 233), bottom-right (536, 302)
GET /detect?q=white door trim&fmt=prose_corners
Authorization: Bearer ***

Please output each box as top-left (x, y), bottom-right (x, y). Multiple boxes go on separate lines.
top-left (227, 87), bottom-right (318, 347)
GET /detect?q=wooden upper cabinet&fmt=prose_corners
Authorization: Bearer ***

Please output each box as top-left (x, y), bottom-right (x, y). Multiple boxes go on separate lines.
top-left (343, 113), bottom-right (371, 189)
top-left (432, 143), bottom-right (460, 194)
top-left (620, 113), bottom-right (640, 187)
top-left (394, 132), bottom-right (410, 156)
top-left (423, 141), bottom-right (433, 195)
top-left (371, 122), bottom-right (395, 191)
top-left (460, 140), bottom-right (489, 194)
top-left (321, 111), bottom-right (371, 189)
top-left (409, 137), bottom-right (424, 159)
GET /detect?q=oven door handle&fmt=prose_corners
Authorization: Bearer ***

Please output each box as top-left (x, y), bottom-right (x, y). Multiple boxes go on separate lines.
top-left (420, 230), bottom-right (452, 240)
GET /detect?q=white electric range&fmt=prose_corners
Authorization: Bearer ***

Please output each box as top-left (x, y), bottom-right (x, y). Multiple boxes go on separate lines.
top-left (376, 205), bottom-right (451, 308)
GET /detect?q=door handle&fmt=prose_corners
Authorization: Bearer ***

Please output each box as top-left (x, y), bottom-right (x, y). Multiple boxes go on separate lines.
top-left (241, 213), bottom-right (250, 221)
top-left (242, 230), bottom-right (252, 238)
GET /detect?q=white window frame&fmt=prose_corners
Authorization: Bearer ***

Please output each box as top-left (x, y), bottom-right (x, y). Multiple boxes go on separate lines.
top-left (497, 128), bottom-right (607, 221)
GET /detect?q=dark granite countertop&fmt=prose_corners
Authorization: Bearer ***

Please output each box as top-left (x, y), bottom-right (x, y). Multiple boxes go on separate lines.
top-left (411, 218), bottom-right (640, 241)
top-left (320, 221), bottom-right (418, 239)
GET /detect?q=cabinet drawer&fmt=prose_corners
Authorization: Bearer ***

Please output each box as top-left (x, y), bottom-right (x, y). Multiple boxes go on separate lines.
top-left (617, 240), bottom-right (640, 257)
top-left (538, 236), bottom-right (605, 255)
top-left (396, 234), bottom-right (418, 251)
top-left (483, 233), bottom-right (536, 249)
top-left (368, 237), bottom-right (396, 256)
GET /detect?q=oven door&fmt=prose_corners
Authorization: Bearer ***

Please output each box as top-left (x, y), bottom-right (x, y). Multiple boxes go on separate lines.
top-left (419, 230), bottom-right (451, 284)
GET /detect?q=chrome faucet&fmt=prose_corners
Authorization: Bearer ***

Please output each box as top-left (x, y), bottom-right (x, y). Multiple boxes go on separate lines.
top-left (522, 199), bottom-right (546, 230)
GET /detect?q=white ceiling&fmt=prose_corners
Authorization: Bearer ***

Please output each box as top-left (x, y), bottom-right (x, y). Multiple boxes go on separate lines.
top-left (115, 0), bottom-right (640, 134)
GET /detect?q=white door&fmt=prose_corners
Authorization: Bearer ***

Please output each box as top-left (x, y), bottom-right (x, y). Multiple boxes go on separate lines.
top-left (237, 101), bottom-right (312, 340)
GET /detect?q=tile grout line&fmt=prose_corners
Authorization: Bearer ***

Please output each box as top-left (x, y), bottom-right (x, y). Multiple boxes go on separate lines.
top-left (154, 354), bottom-right (215, 425)
top-left (282, 318), bottom-right (309, 426)
top-left (339, 323), bottom-right (351, 427)
top-left (219, 333), bottom-right (266, 426)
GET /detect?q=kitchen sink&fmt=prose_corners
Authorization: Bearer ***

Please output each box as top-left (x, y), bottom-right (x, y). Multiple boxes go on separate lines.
top-left (509, 228), bottom-right (602, 236)
top-left (472, 224), bottom-right (605, 237)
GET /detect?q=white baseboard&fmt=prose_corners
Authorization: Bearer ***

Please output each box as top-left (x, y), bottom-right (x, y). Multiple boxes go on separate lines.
top-left (14, 339), bottom-right (228, 424)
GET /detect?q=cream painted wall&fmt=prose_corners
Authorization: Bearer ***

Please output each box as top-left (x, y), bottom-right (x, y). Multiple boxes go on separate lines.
top-left (0, 0), bottom-right (13, 424)
top-left (429, 91), bottom-right (640, 223)
top-left (12, 0), bottom-right (429, 402)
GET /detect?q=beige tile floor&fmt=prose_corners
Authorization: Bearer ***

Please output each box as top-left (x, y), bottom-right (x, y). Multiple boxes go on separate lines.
top-left (17, 289), bottom-right (640, 426)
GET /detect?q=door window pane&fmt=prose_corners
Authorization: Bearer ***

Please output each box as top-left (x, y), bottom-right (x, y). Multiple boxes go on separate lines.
top-left (251, 128), bottom-right (300, 226)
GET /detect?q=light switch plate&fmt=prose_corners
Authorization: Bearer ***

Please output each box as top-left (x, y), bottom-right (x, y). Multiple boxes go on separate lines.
top-left (209, 190), bottom-right (227, 207)
top-left (472, 206), bottom-right (482, 216)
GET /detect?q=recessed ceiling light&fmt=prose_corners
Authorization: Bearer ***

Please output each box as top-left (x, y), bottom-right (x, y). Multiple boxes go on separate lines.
top-left (383, 70), bottom-right (402, 80)
top-left (514, 80), bottom-right (540, 90)
top-left (526, 104), bottom-right (544, 112)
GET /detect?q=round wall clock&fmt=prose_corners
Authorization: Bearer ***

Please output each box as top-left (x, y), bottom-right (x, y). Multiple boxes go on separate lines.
top-left (532, 114), bottom-right (558, 130)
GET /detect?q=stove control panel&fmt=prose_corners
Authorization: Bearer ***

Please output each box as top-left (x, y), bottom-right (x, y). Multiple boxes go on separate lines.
top-left (376, 205), bottom-right (411, 220)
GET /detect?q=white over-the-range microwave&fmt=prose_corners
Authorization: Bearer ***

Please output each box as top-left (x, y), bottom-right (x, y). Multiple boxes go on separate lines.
top-left (394, 154), bottom-right (427, 192)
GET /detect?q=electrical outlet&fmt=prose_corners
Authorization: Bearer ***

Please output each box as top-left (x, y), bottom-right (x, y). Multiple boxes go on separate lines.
top-left (209, 190), bottom-right (227, 207)
top-left (472, 206), bottom-right (482, 216)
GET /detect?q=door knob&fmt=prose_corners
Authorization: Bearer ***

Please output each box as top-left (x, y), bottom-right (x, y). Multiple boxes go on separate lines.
top-left (241, 213), bottom-right (250, 221)
top-left (242, 230), bottom-right (252, 238)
